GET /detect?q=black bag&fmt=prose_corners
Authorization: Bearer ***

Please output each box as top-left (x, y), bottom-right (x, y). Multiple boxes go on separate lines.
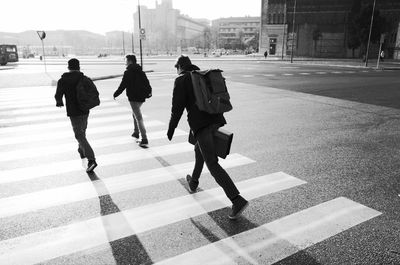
top-left (190, 69), bottom-right (232, 114)
top-left (76, 76), bottom-right (100, 111)
top-left (188, 128), bottom-right (233, 159)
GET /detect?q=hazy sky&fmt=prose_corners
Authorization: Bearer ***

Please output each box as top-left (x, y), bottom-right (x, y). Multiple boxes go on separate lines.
top-left (1, 0), bottom-right (261, 35)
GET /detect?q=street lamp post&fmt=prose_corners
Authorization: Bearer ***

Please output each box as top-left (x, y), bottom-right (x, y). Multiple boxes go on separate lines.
top-left (365, 0), bottom-right (376, 67)
top-left (290, 0), bottom-right (297, 63)
top-left (138, 0), bottom-right (143, 67)
top-left (282, 0), bottom-right (287, 60)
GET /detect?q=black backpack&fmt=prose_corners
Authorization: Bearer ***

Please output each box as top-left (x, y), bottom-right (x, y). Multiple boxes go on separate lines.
top-left (76, 76), bottom-right (100, 111)
top-left (190, 69), bottom-right (232, 114)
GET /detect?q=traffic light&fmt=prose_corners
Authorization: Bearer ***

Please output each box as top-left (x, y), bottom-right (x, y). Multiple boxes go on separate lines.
top-left (140, 28), bottom-right (146, 40)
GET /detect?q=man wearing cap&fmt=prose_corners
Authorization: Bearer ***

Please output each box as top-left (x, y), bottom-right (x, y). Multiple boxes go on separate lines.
top-left (55, 58), bottom-right (97, 173)
top-left (167, 55), bottom-right (249, 220)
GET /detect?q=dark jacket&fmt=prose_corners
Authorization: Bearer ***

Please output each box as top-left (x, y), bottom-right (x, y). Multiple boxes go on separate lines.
top-left (113, 63), bottom-right (152, 102)
top-left (168, 64), bottom-right (226, 135)
top-left (55, 71), bottom-right (88, 117)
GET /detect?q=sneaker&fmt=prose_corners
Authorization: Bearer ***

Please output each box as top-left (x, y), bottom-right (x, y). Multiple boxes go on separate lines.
top-left (138, 138), bottom-right (148, 148)
top-left (186, 175), bottom-right (199, 193)
top-left (86, 160), bottom-right (98, 173)
top-left (131, 132), bottom-right (139, 139)
top-left (78, 148), bottom-right (86, 159)
top-left (228, 196), bottom-right (249, 220)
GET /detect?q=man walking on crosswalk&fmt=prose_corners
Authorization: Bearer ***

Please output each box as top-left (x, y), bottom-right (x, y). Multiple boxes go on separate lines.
top-left (167, 55), bottom-right (249, 220)
top-left (113, 54), bottom-right (152, 148)
top-left (55, 58), bottom-right (97, 173)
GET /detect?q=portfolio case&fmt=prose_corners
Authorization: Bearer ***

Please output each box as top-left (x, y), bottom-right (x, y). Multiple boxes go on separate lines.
top-left (188, 128), bottom-right (233, 159)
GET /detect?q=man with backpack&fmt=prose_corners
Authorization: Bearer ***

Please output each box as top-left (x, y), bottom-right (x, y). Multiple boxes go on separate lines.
top-left (55, 58), bottom-right (98, 173)
top-left (167, 55), bottom-right (249, 220)
top-left (113, 54), bottom-right (152, 148)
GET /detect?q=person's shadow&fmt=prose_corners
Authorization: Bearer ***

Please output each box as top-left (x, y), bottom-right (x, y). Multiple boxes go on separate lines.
top-left (88, 172), bottom-right (153, 265)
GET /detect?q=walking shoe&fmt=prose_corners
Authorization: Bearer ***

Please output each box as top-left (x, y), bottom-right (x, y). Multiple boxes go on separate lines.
top-left (186, 174), bottom-right (199, 193)
top-left (86, 160), bottom-right (98, 173)
top-left (228, 196), bottom-right (249, 220)
top-left (138, 138), bottom-right (148, 148)
top-left (78, 148), bottom-right (86, 159)
top-left (131, 132), bottom-right (139, 139)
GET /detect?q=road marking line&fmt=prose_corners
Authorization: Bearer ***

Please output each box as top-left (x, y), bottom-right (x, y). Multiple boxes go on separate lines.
top-left (241, 75), bottom-right (254, 78)
top-left (0, 107), bottom-right (131, 124)
top-left (282, 73), bottom-right (293, 76)
top-left (0, 154), bottom-right (254, 218)
top-left (0, 115), bottom-right (164, 138)
top-left (262, 74), bottom-right (276, 77)
top-left (0, 101), bottom-right (123, 116)
top-left (316, 72), bottom-right (327, 74)
top-left (0, 129), bottom-right (187, 163)
top-left (0, 173), bottom-right (306, 265)
top-left (0, 97), bottom-right (113, 110)
top-left (299, 72), bottom-right (310, 75)
top-left (0, 142), bottom-right (193, 184)
top-left (331, 71), bottom-right (342, 74)
top-left (156, 197), bottom-right (381, 265)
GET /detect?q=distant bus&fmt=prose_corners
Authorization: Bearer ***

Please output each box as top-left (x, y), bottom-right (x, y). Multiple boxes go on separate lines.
top-left (0, 44), bottom-right (19, 65)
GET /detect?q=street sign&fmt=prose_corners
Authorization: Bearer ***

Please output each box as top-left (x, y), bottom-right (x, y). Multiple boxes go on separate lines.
top-left (36, 31), bottom-right (46, 40)
top-left (139, 28), bottom-right (146, 40)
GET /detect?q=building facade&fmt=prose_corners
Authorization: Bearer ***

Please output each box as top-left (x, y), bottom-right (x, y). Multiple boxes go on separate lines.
top-left (133, 0), bottom-right (209, 54)
top-left (260, 0), bottom-right (400, 59)
top-left (211, 16), bottom-right (261, 51)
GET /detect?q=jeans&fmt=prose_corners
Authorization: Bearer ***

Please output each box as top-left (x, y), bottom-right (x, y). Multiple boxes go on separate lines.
top-left (70, 114), bottom-right (95, 161)
top-left (129, 101), bottom-right (147, 140)
top-left (192, 124), bottom-right (240, 202)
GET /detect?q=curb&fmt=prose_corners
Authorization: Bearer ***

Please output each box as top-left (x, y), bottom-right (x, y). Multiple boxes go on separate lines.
top-left (49, 70), bottom-right (154, 86)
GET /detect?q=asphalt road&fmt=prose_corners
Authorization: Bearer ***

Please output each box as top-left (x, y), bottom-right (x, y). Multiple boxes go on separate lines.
top-left (0, 58), bottom-right (399, 265)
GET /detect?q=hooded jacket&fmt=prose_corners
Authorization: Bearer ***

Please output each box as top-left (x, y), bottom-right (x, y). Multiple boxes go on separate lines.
top-left (168, 64), bottom-right (226, 135)
top-left (55, 71), bottom-right (88, 117)
top-left (113, 63), bottom-right (152, 102)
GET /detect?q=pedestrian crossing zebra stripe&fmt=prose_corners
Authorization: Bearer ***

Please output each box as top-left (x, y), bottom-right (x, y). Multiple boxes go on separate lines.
top-left (0, 129), bottom-right (187, 162)
top-left (0, 142), bottom-right (194, 184)
top-left (0, 101), bottom-right (120, 115)
top-left (0, 119), bottom-right (163, 144)
top-left (155, 197), bottom-right (381, 265)
top-left (0, 154), bottom-right (255, 219)
top-left (0, 97), bottom-right (113, 110)
top-left (0, 173), bottom-right (306, 265)
top-left (0, 107), bottom-right (132, 124)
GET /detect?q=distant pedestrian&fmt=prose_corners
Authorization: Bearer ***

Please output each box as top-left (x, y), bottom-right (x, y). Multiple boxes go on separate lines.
top-left (264, 50), bottom-right (268, 59)
top-left (380, 50), bottom-right (385, 62)
top-left (55, 58), bottom-right (97, 173)
top-left (167, 55), bottom-right (249, 220)
top-left (113, 54), bottom-right (152, 147)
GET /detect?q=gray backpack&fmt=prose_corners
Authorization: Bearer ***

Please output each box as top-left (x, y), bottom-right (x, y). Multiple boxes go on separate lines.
top-left (190, 69), bottom-right (232, 114)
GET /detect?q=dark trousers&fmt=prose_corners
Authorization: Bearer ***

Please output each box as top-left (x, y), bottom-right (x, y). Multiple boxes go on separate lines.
top-left (191, 124), bottom-right (240, 202)
top-left (70, 114), bottom-right (95, 161)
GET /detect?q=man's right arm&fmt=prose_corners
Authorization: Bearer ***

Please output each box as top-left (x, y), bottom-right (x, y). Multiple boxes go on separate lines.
top-left (54, 80), bottom-right (64, 107)
top-left (113, 71), bottom-right (128, 98)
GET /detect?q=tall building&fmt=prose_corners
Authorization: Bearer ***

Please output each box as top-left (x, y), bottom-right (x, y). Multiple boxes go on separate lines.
top-left (133, 0), bottom-right (209, 54)
top-left (211, 16), bottom-right (261, 51)
top-left (260, 0), bottom-right (400, 58)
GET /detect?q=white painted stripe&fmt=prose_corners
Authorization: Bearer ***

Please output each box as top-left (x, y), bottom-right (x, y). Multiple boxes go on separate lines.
top-left (0, 107), bottom-right (131, 124)
top-left (241, 75), bottom-right (253, 78)
top-left (0, 154), bottom-right (254, 218)
top-left (0, 142), bottom-right (193, 184)
top-left (0, 120), bottom-right (163, 145)
top-left (282, 73), bottom-right (293, 76)
top-left (156, 197), bottom-right (381, 265)
top-left (0, 101), bottom-right (124, 115)
top-left (0, 97), bottom-right (113, 110)
top-left (262, 74), bottom-right (276, 77)
top-left (0, 129), bottom-right (187, 162)
top-left (0, 173), bottom-right (306, 265)
top-left (299, 72), bottom-right (310, 75)
top-left (316, 72), bottom-right (327, 74)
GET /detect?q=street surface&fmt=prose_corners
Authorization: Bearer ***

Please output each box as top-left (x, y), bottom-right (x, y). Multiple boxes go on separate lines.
top-left (0, 57), bottom-right (399, 264)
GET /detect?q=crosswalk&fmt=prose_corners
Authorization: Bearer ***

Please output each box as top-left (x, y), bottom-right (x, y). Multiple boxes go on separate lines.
top-left (0, 84), bottom-right (381, 264)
